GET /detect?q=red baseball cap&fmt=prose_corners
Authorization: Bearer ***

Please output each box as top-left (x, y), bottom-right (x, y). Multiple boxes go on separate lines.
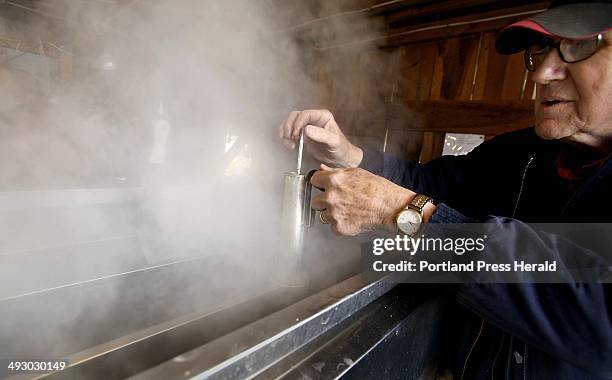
top-left (496, 0), bottom-right (612, 54)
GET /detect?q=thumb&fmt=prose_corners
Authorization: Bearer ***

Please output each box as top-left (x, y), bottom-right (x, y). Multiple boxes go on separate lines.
top-left (320, 163), bottom-right (335, 171)
top-left (305, 125), bottom-right (340, 148)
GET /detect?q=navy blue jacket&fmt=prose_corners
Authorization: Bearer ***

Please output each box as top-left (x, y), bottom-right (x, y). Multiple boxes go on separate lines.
top-left (360, 127), bottom-right (612, 379)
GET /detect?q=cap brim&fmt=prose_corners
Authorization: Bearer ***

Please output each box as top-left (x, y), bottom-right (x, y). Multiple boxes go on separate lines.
top-left (496, 20), bottom-right (554, 55)
top-left (496, 2), bottom-right (612, 55)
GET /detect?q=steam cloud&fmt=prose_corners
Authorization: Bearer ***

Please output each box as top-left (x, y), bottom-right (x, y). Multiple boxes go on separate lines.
top-left (0, 0), bottom-right (372, 369)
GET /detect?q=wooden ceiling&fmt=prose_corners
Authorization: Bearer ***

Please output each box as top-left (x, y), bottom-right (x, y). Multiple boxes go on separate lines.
top-left (0, 0), bottom-right (552, 58)
top-left (279, 0), bottom-right (551, 49)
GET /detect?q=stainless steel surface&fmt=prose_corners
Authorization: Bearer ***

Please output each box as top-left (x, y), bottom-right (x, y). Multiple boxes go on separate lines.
top-left (277, 172), bottom-right (309, 286)
top-left (130, 275), bottom-right (396, 380)
top-left (0, 188), bottom-right (145, 299)
top-left (0, 257), bottom-right (196, 303)
top-left (257, 293), bottom-right (445, 380)
top-left (2, 255), bottom-right (302, 380)
top-left (0, 183), bottom-right (362, 380)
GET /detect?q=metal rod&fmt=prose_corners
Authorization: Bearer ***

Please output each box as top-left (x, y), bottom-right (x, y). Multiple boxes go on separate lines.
top-left (296, 130), bottom-right (304, 175)
top-left (133, 275), bottom-right (396, 380)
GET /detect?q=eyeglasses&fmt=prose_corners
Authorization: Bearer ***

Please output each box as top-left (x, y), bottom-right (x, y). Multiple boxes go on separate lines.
top-left (524, 34), bottom-right (604, 72)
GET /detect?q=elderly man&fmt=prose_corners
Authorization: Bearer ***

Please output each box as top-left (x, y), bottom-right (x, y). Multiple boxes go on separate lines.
top-left (280, 1), bottom-right (611, 378)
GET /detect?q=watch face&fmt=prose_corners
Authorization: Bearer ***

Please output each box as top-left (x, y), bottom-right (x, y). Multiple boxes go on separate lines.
top-left (397, 209), bottom-right (422, 235)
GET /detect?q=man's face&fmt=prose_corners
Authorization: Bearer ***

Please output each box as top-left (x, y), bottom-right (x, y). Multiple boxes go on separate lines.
top-left (533, 33), bottom-right (612, 152)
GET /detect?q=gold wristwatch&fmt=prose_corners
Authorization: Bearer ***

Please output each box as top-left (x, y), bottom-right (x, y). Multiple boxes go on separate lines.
top-left (396, 194), bottom-right (432, 236)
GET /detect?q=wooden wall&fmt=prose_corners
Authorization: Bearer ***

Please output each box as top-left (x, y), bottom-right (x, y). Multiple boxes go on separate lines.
top-left (304, 12), bottom-right (540, 163)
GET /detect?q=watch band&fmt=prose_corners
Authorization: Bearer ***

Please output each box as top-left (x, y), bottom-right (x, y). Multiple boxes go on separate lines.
top-left (407, 194), bottom-right (432, 213)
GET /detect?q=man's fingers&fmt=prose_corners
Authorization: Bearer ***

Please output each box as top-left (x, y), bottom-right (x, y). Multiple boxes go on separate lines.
top-left (282, 138), bottom-right (296, 150)
top-left (305, 125), bottom-right (339, 148)
top-left (280, 111), bottom-right (300, 141)
top-left (278, 110), bottom-right (336, 152)
top-left (310, 170), bottom-right (331, 190)
top-left (278, 122), bottom-right (284, 140)
top-left (293, 110), bottom-right (332, 140)
top-left (319, 163), bottom-right (334, 171)
top-left (310, 194), bottom-right (328, 211)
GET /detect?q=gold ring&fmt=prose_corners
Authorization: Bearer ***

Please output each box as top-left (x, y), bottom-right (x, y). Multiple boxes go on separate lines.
top-left (319, 212), bottom-right (329, 224)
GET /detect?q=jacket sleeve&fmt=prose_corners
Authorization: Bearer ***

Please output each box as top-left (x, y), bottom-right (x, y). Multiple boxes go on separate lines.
top-left (358, 127), bottom-right (541, 203)
top-left (359, 145), bottom-right (500, 217)
top-left (359, 147), bottom-right (476, 198)
top-left (361, 138), bottom-right (612, 376)
top-left (431, 204), bottom-right (612, 378)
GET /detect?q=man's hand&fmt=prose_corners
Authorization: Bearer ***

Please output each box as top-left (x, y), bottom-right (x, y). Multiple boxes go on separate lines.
top-left (279, 109), bottom-right (363, 168)
top-left (310, 165), bottom-right (436, 236)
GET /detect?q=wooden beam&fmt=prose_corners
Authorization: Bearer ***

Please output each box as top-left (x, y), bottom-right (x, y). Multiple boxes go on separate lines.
top-left (385, 0), bottom-right (508, 26)
top-left (299, 1), bottom-right (549, 50)
top-left (0, 37), bottom-right (59, 59)
top-left (387, 99), bottom-right (534, 135)
top-left (380, 15), bottom-right (530, 48)
top-left (0, 3), bottom-right (64, 58)
top-left (384, 0), bottom-right (548, 28)
top-left (418, 41), bottom-right (444, 163)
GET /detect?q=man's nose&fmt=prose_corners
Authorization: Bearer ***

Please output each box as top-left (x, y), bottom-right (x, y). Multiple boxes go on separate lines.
top-left (532, 49), bottom-right (568, 85)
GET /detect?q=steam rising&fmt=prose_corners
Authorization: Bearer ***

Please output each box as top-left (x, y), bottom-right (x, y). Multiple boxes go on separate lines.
top-left (0, 0), bottom-right (369, 369)
top-left (1, 0), bottom-right (313, 282)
